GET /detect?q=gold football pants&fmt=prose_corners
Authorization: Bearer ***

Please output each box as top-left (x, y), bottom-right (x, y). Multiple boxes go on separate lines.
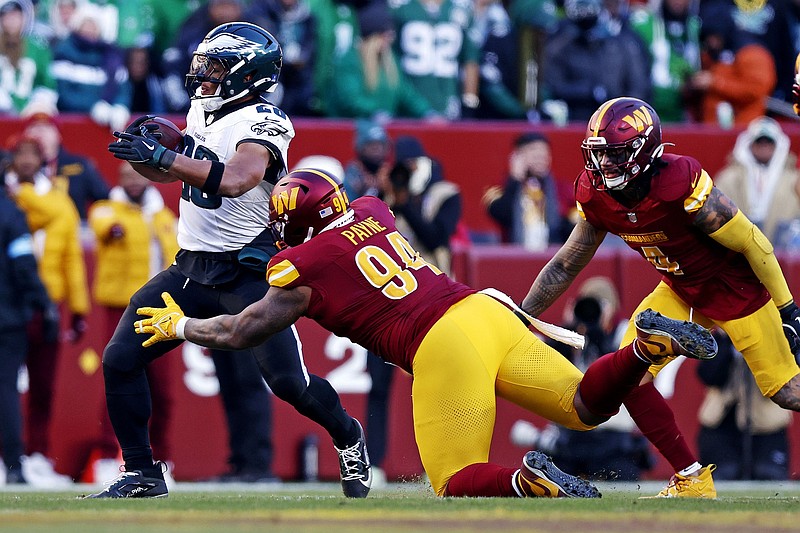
top-left (411, 293), bottom-right (591, 496)
top-left (620, 281), bottom-right (800, 397)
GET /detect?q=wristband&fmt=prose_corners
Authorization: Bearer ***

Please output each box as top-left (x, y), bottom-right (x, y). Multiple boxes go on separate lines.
top-left (175, 316), bottom-right (189, 340)
top-left (159, 149), bottom-right (176, 171)
top-left (201, 161), bottom-right (224, 195)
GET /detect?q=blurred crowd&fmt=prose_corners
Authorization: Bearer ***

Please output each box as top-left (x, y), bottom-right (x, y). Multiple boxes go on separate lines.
top-left (0, 0), bottom-right (798, 129)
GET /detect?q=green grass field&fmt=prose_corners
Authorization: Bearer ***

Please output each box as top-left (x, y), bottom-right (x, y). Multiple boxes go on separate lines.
top-left (2, 482), bottom-right (800, 533)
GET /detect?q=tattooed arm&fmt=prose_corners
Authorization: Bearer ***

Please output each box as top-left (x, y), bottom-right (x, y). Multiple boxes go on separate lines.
top-left (521, 218), bottom-right (607, 317)
top-left (183, 285), bottom-right (311, 350)
top-left (692, 186), bottom-right (738, 234)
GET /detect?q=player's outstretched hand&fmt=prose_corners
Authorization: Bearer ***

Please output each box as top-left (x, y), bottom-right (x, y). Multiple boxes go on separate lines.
top-left (135, 292), bottom-right (187, 347)
top-left (792, 82), bottom-right (800, 117)
top-left (124, 115), bottom-right (161, 138)
top-left (779, 301), bottom-right (800, 355)
top-left (109, 131), bottom-right (169, 168)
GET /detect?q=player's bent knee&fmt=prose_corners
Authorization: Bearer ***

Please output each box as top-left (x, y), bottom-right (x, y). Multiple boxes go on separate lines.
top-left (267, 374), bottom-right (307, 402)
top-left (103, 340), bottom-right (146, 376)
top-left (571, 392), bottom-right (609, 429)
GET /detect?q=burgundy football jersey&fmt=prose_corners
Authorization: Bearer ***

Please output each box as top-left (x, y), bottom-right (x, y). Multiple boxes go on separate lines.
top-left (575, 154), bottom-right (770, 321)
top-left (266, 196), bottom-right (475, 373)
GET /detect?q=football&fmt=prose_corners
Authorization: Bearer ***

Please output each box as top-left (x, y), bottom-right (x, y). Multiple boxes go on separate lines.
top-left (141, 116), bottom-right (184, 152)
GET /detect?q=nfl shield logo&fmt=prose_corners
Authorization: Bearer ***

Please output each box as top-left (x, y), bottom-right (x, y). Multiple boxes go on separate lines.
top-left (628, 212), bottom-right (637, 223)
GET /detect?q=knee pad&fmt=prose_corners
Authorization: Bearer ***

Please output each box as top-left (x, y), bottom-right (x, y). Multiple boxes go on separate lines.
top-left (266, 374), bottom-right (308, 403)
top-left (103, 339), bottom-right (146, 378)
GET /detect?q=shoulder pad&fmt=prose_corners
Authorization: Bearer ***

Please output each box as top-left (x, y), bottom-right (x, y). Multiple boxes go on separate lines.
top-left (652, 155), bottom-right (700, 203)
top-left (243, 102), bottom-right (295, 138)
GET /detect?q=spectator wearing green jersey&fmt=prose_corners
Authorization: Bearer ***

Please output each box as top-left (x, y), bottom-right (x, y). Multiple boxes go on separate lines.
top-left (329, 1), bottom-right (437, 119)
top-left (0, 0), bottom-right (57, 116)
top-left (389, 0), bottom-right (481, 120)
top-left (629, 0), bottom-right (701, 122)
top-left (306, 0), bottom-right (360, 116)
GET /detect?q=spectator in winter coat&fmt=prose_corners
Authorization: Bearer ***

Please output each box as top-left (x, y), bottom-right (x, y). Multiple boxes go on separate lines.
top-left (51, 3), bottom-right (131, 131)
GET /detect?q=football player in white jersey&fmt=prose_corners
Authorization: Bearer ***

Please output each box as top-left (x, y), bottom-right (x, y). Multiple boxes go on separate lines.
top-left (86, 22), bottom-right (371, 499)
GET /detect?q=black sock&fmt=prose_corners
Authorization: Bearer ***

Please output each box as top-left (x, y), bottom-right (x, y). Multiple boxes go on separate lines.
top-left (296, 375), bottom-right (357, 448)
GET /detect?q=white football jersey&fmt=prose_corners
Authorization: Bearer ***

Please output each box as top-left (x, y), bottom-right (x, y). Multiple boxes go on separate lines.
top-left (177, 96), bottom-right (294, 252)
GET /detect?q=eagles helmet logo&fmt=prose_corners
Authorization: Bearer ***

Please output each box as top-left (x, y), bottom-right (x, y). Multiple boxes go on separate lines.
top-left (202, 34), bottom-right (263, 55)
top-left (186, 22), bottom-right (283, 112)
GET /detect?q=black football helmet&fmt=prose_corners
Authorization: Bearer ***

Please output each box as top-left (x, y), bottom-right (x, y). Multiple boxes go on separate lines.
top-left (581, 97), bottom-right (665, 190)
top-left (269, 168), bottom-right (351, 248)
top-left (186, 22), bottom-right (282, 112)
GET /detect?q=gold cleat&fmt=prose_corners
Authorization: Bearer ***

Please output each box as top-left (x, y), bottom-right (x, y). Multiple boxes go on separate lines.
top-left (641, 464), bottom-right (717, 499)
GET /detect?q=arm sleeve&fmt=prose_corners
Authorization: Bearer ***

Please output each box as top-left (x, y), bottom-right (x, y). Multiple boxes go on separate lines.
top-left (709, 210), bottom-right (793, 308)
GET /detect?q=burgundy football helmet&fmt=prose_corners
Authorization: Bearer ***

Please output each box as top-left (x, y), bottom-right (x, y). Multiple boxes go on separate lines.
top-left (581, 97), bottom-right (665, 190)
top-left (269, 168), bottom-right (351, 248)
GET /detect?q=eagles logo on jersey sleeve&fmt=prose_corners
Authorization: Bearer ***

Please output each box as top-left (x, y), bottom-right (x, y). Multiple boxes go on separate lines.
top-left (185, 96), bottom-right (294, 181)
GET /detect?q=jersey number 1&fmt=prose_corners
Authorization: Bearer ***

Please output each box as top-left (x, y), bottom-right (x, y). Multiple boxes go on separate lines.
top-left (180, 136), bottom-right (223, 209)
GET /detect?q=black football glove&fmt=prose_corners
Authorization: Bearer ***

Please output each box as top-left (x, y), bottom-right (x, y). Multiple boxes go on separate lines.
top-left (124, 115), bottom-right (165, 143)
top-left (779, 301), bottom-right (800, 355)
top-left (109, 131), bottom-right (171, 169)
top-left (124, 115), bottom-right (157, 136)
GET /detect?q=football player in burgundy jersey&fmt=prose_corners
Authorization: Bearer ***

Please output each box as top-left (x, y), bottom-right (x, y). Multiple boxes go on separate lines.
top-left (522, 97), bottom-right (800, 498)
top-left (133, 167), bottom-right (718, 498)
top-left (88, 23), bottom-right (370, 499)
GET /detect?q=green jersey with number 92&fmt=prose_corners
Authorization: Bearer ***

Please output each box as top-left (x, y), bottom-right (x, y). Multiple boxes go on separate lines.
top-left (390, 0), bottom-right (480, 119)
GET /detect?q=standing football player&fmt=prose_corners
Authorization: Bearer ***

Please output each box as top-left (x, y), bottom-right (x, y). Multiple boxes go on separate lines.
top-left (132, 167), bottom-right (717, 498)
top-left (86, 22), bottom-right (370, 498)
top-left (522, 97), bottom-right (800, 498)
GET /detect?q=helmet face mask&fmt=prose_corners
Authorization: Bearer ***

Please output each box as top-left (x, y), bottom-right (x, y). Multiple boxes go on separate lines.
top-left (269, 169), bottom-right (351, 248)
top-left (186, 22), bottom-right (282, 112)
top-left (581, 97), bottom-right (664, 191)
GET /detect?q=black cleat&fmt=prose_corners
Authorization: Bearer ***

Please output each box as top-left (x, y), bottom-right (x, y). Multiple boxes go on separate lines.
top-left (514, 451), bottom-right (601, 498)
top-left (82, 462), bottom-right (168, 499)
top-left (634, 309), bottom-right (717, 363)
top-left (335, 419), bottom-right (371, 498)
